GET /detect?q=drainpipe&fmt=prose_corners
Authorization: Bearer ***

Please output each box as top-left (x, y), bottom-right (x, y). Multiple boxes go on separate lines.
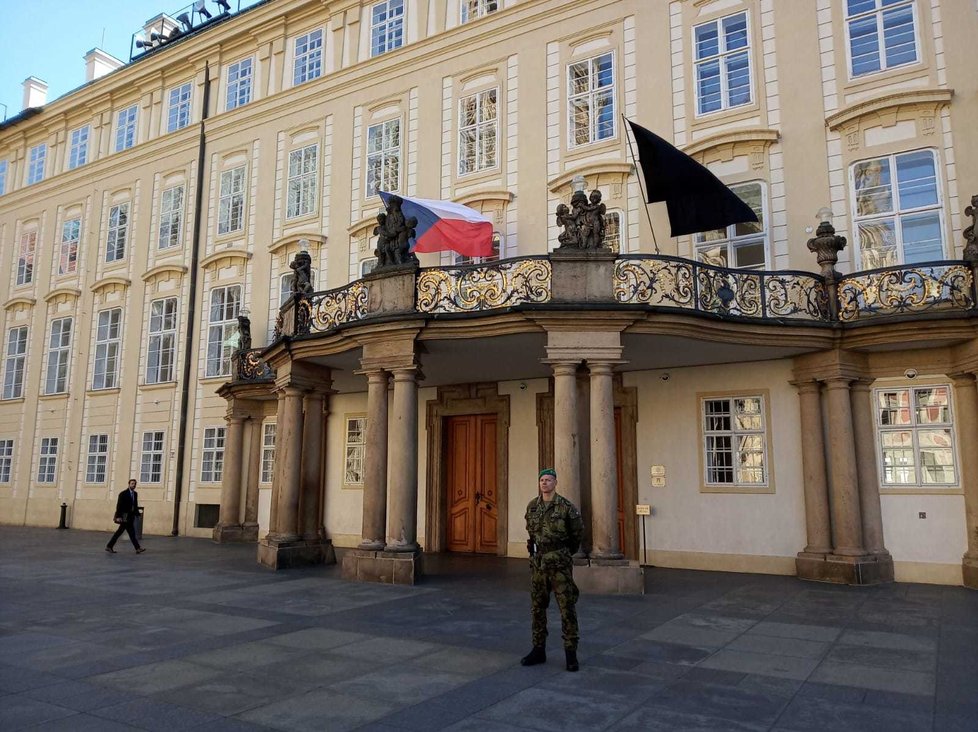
top-left (172, 62), bottom-right (211, 535)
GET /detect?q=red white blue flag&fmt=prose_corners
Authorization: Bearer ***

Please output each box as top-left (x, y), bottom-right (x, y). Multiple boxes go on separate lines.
top-left (379, 191), bottom-right (494, 257)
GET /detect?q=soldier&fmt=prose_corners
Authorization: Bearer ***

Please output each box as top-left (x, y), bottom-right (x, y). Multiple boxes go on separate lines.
top-left (521, 468), bottom-right (583, 672)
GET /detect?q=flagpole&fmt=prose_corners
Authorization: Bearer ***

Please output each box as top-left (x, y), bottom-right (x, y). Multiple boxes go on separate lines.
top-left (623, 115), bottom-right (660, 255)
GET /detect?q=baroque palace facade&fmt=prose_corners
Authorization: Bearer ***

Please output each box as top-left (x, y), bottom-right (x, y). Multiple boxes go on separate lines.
top-left (0, 0), bottom-right (976, 587)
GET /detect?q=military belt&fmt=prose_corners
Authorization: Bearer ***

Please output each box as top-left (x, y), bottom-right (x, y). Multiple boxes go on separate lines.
top-left (536, 543), bottom-right (566, 554)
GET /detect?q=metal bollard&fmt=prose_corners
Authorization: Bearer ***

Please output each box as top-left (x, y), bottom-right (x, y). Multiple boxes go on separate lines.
top-left (57, 502), bottom-right (68, 529)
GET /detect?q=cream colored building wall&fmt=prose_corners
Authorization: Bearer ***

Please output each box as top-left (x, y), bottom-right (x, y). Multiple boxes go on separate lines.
top-left (625, 360), bottom-right (807, 573)
top-left (882, 495), bottom-right (966, 584)
top-left (0, 0), bottom-right (974, 542)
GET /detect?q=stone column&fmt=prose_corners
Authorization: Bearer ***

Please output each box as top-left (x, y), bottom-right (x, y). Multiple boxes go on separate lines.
top-left (823, 378), bottom-right (865, 556)
top-left (273, 386), bottom-right (305, 542)
top-left (850, 380), bottom-right (888, 556)
top-left (214, 414), bottom-right (246, 539)
top-left (300, 391), bottom-right (325, 540)
top-left (589, 361), bottom-right (623, 560)
top-left (386, 367), bottom-right (420, 552)
top-left (267, 391), bottom-right (285, 536)
top-left (550, 361), bottom-right (582, 507)
top-left (359, 370), bottom-right (389, 550)
top-left (951, 374), bottom-right (978, 588)
top-left (793, 380), bottom-right (832, 555)
top-left (242, 418), bottom-right (261, 540)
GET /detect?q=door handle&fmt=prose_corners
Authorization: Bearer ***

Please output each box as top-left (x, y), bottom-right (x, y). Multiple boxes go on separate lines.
top-left (475, 492), bottom-right (482, 504)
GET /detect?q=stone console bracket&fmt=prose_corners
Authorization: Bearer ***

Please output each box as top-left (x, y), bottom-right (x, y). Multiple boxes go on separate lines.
top-left (341, 548), bottom-right (423, 585)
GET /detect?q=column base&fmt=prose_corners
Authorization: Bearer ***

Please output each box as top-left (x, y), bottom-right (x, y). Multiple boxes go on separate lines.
top-left (213, 522), bottom-right (259, 543)
top-left (963, 555), bottom-right (978, 590)
top-left (340, 548), bottom-right (423, 585)
top-left (257, 537), bottom-right (336, 570)
top-left (573, 558), bottom-right (644, 595)
top-left (796, 551), bottom-right (893, 585)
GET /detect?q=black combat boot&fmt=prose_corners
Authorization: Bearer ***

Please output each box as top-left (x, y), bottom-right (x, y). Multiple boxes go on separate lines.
top-left (520, 646), bottom-right (546, 666)
top-left (565, 648), bottom-right (579, 672)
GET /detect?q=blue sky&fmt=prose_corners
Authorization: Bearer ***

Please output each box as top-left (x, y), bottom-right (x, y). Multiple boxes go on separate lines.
top-left (0, 0), bottom-right (260, 120)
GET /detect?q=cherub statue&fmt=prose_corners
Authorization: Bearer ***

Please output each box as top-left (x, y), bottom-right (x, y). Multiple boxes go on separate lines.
top-left (556, 203), bottom-right (579, 248)
top-left (964, 194), bottom-right (978, 263)
top-left (373, 212), bottom-right (391, 266)
top-left (236, 313), bottom-right (252, 352)
top-left (583, 189), bottom-right (607, 249)
top-left (289, 250), bottom-right (314, 296)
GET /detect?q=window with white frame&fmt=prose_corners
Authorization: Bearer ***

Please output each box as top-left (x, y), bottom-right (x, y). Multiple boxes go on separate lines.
top-left (225, 57), bottom-right (253, 111)
top-left (460, 0), bottom-right (497, 23)
top-left (876, 385), bottom-right (956, 486)
top-left (702, 395), bottom-right (768, 488)
top-left (159, 185), bottom-right (184, 249)
top-left (37, 437), bottom-right (58, 483)
top-left (2, 327), bottom-right (28, 400)
top-left (694, 12), bottom-right (751, 116)
top-left (279, 269), bottom-right (316, 305)
top-left (68, 126), bottom-right (90, 170)
top-left (360, 257), bottom-right (378, 277)
top-left (293, 29), bottom-right (324, 86)
top-left (366, 119), bottom-right (400, 196)
top-left (17, 230), bottom-right (37, 286)
top-left (345, 415), bottom-right (366, 484)
top-left (206, 286), bottom-right (241, 378)
top-left (44, 317), bottom-right (72, 395)
top-left (105, 202), bottom-right (129, 263)
top-left (371, 0), bottom-right (404, 57)
top-left (86, 434), bottom-right (109, 483)
top-left (846, 0), bottom-right (917, 78)
top-left (694, 182), bottom-right (766, 269)
top-left (218, 166), bottom-right (246, 234)
top-left (852, 149), bottom-right (943, 269)
top-left (27, 143), bottom-right (46, 185)
top-left (0, 440), bottom-right (12, 482)
top-left (59, 218), bottom-right (80, 275)
top-left (458, 88), bottom-right (497, 175)
top-left (140, 431), bottom-right (165, 483)
top-left (115, 105), bottom-right (138, 152)
top-left (0, 159), bottom-right (7, 195)
top-left (453, 232), bottom-right (501, 266)
top-left (603, 211), bottom-right (622, 253)
top-left (201, 426), bottom-right (226, 482)
top-left (260, 422), bottom-right (276, 483)
top-left (568, 53), bottom-right (615, 147)
top-left (146, 297), bottom-right (178, 384)
top-left (93, 308), bottom-right (122, 390)
top-left (166, 82), bottom-right (192, 133)
top-left (287, 144), bottom-right (318, 219)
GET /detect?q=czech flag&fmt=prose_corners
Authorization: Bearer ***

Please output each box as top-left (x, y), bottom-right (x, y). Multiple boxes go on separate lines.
top-left (379, 191), bottom-right (494, 257)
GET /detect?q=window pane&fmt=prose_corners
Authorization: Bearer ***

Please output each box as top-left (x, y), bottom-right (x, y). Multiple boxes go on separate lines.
top-left (849, 16), bottom-right (882, 76)
top-left (857, 219), bottom-right (898, 269)
top-left (895, 151), bottom-right (938, 209)
top-left (695, 21), bottom-right (719, 60)
top-left (881, 4), bottom-right (917, 67)
top-left (901, 212), bottom-right (943, 263)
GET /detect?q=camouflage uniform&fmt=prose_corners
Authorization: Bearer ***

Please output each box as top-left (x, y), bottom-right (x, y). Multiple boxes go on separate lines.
top-left (525, 493), bottom-right (583, 650)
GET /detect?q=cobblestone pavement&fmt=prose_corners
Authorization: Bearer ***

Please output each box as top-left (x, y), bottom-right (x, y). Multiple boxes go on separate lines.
top-left (0, 526), bottom-right (975, 731)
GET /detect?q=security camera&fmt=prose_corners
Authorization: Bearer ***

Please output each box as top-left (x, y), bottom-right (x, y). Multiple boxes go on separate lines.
top-left (904, 369), bottom-right (918, 380)
top-left (519, 382), bottom-right (527, 391)
top-left (660, 373), bottom-right (670, 381)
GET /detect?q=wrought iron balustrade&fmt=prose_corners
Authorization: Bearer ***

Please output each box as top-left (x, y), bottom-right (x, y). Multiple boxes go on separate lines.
top-left (837, 261), bottom-right (976, 322)
top-left (233, 348), bottom-right (274, 382)
top-left (416, 257), bottom-right (552, 313)
top-left (614, 256), bottom-right (830, 322)
top-left (304, 280), bottom-right (369, 334)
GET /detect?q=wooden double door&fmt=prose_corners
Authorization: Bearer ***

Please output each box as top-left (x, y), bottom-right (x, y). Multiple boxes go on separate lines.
top-left (446, 414), bottom-right (498, 554)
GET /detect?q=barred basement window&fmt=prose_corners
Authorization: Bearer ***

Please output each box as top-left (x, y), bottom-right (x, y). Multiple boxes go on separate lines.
top-left (345, 415), bottom-right (366, 485)
top-left (876, 385), bottom-right (956, 486)
top-left (702, 395), bottom-right (768, 488)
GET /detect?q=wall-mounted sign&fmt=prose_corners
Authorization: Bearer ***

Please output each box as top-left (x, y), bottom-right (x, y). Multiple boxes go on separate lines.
top-left (635, 504), bottom-right (651, 516)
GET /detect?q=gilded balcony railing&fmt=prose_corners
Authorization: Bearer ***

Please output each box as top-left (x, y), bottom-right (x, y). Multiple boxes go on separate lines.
top-left (416, 257), bottom-right (552, 313)
top-left (233, 348), bottom-right (274, 382)
top-left (306, 281), bottom-right (369, 333)
top-left (614, 256), bottom-right (830, 321)
top-left (837, 261), bottom-right (976, 322)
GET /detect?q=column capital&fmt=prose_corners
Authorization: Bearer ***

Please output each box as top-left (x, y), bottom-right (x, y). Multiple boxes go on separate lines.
top-left (848, 379), bottom-right (875, 393)
top-left (949, 372), bottom-right (978, 387)
top-left (823, 376), bottom-right (854, 390)
top-left (224, 414), bottom-right (249, 425)
top-left (543, 360), bottom-right (583, 375)
top-left (278, 385), bottom-right (308, 398)
top-left (586, 359), bottom-right (626, 374)
top-left (390, 366), bottom-right (420, 381)
top-left (789, 379), bottom-right (822, 394)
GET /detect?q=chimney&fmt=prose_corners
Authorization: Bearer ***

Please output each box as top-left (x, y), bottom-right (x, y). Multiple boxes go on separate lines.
top-left (22, 77), bottom-right (48, 110)
top-left (85, 49), bottom-right (124, 82)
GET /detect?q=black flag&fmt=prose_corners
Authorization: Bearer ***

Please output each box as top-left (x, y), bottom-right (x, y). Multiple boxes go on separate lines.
top-left (626, 119), bottom-right (758, 237)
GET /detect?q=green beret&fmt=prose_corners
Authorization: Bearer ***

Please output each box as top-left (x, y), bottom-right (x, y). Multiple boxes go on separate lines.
top-left (538, 468), bottom-right (557, 479)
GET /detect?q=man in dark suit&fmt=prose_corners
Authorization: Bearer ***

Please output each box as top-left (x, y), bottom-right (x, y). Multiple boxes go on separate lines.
top-left (106, 479), bottom-right (145, 553)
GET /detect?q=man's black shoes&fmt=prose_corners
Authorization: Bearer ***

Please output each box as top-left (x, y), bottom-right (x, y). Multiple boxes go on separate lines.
top-left (565, 649), bottom-right (579, 672)
top-left (520, 646), bottom-right (546, 666)
top-left (135, 547), bottom-right (146, 554)
top-left (105, 546), bottom-right (116, 553)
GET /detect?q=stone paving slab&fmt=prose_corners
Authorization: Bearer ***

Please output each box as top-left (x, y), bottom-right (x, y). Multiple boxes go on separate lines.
top-left (1, 526), bottom-right (976, 731)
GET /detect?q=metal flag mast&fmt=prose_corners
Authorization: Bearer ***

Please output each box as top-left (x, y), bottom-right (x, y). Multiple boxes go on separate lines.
top-left (622, 114), bottom-right (660, 255)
